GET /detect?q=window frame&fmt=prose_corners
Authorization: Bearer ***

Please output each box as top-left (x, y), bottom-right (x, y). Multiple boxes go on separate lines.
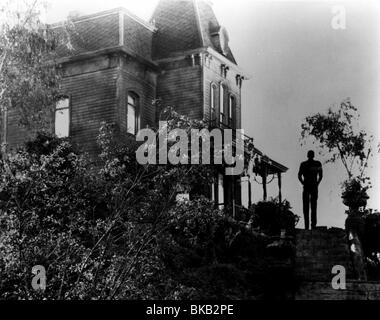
top-left (127, 91), bottom-right (140, 135)
top-left (210, 83), bottom-right (217, 122)
top-left (54, 96), bottom-right (71, 138)
top-left (218, 173), bottom-right (224, 209)
top-left (228, 94), bottom-right (235, 128)
top-left (219, 83), bottom-right (225, 124)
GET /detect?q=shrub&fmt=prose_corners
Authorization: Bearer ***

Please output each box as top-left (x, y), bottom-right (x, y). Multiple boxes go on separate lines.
top-left (341, 177), bottom-right (370, 211)
top-left (0, 128), bottom-right (297, 300)
top-left (249, 199), bottom-right (299, 236)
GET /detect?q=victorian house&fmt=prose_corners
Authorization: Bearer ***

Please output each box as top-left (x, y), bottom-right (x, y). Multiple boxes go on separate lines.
top-left (4, 0), bottom-right (287, 211)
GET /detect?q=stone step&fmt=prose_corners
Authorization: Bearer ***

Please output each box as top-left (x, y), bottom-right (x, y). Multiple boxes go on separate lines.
top-left (295, 281), bottom-right (380, 300)
top-left (295, 227), bottom-right (355, 281)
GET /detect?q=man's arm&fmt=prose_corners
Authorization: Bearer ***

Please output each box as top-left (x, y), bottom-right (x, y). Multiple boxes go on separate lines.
top-left (298, 164), bottom-right (304, 185)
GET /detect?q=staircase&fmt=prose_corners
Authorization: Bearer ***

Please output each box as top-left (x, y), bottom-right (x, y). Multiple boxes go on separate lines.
top-left (294, 227), bottom-right (380, 300)
top-left (295, 227), bottom-right (354, 281)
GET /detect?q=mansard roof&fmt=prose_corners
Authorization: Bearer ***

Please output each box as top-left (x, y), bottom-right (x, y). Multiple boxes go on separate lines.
top-left (50, 1), bottom-right (237, 65)
top-left (51, 8), bottom-right (156, 63)
top-left (151, 0), bottom-right (237, 64)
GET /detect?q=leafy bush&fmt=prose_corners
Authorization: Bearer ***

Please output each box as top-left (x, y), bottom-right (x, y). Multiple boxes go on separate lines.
top-left (0, 134), bottom-right (104, 299)
top-left (249, 199), bottom-right (299, 236)
top-left (341, 177), bottom-right (370, 211)
top-left (0, 123), bottom-right (297, 300)
top-left (358, 211), bottom-right (380, 280)
top-left (343, 209), bottom-right (380, 281)
top-left (160, 198), bottom-right (291, 299)
top-left (0, 132), bottom-right (174, 299)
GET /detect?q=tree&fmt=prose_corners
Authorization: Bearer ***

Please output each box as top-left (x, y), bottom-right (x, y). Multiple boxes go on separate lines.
top-left (301, 98), bottom-right (374, 210)
top-left (0, 0), bottom-right (74, 155)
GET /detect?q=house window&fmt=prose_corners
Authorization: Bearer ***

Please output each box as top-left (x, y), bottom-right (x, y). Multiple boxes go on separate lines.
top-left (219, 83), bottom-right (225, 124)
top-left (218, 173), bottom-right (224, 209)
top-left (127, 92), bottom-right (139, 135)
top-left (55, 97), bottom-right (70, 138)
top-left (228, 95), bottom-right (235, 127)
top-left (210, 83), bottom-right (217, 121)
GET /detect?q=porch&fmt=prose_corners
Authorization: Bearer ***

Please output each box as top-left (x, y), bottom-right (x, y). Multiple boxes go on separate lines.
top-left (209, 120), bottom-right (288, 211)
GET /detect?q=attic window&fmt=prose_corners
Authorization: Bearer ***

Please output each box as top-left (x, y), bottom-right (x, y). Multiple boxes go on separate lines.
top-left (211, 26), bottom-right (230, 57)
top-left (219, 26), bottom-right (229, 56)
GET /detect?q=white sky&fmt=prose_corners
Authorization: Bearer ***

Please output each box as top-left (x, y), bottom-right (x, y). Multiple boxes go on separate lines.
top-left (10, 0), bottom-right (380, 228)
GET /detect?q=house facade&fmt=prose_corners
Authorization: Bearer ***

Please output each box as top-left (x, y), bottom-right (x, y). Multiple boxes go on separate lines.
top-left (4, 0), bottom-right (287, 210)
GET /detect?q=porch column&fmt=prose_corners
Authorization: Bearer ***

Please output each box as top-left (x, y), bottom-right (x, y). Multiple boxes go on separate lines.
top-left (248, 177), bottom-right (252, 207)
top-left (232, 177), bottom-right (236, 218)
top-left (262, 166), bottom-right (267, 201)
top-left (278, 172), bottom-right (282, 204)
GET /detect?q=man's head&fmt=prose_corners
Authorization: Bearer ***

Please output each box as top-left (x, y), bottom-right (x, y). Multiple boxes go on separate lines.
top-left (307, 150), bottom-right (315, 160)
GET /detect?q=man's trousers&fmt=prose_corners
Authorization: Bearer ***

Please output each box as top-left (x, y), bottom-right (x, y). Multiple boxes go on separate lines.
top-left (303, 186), bottom-right (318, 230)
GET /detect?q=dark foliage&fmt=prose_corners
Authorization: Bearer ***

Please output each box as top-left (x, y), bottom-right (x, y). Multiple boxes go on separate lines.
top-left (357, 211), bottom-right (380, 280)
top-left (0, 117), bottom-right (297, 300)
top-left (249, 199), bottom-right (299, 236)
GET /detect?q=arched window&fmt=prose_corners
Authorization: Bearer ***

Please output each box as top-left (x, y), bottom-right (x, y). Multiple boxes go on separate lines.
top-left (228, 95), bottom-right (236, 127)
top-left (55, 97), bottom-right (70, 138)
top-left (210, 83), bottom-right (217, 121)
top-left (219, 83), bottom-right (225, 124)
top-left (127, 92), bottom-right (139, 135)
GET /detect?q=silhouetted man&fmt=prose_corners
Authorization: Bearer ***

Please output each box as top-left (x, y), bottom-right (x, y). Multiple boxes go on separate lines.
top-left (298, 150), bottom-right (323, 230)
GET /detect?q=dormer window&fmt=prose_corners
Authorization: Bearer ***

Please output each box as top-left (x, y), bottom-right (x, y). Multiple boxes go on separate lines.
top-left (219, 26), bottom-right (229, 56)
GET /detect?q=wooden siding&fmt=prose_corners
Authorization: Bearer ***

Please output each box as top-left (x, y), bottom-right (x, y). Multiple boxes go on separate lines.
top-left (60, 57), bottom-right (119, 155)
top-left (117, 56), bottom-right (157, 133)
top-left (156, 64), bottom-right (203, 120)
